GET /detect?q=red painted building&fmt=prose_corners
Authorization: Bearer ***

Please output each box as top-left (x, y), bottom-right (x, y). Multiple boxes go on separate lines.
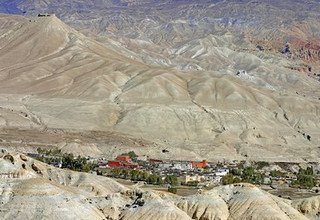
top-left (192, 160), bottom-right (208, 168)
top-left (107, 155), bottom-right (138, 169)
top-left (108, 160), bottom-right (121, 168)
top-left (121, 162), bottom-right (139, 169)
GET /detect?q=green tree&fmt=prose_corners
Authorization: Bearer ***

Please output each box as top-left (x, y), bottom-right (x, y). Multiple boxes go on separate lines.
top-left (156, 176), bottom-right (164, 185)
top-left (111, 168), bottom-right (121, 178)
top-left (82, 163), bottom-right (91, 172)
top-left (294, 167), bottom-right (316, 189)
top-left (164, 175), bottom-right (178, 186)
top-left (241, 166), bottom-right (255, 183)
top-left (121, 151), bottom-right (138, 160)
top-left (121, 169), bottom-right (129, 179)
top-left (141, 171), bottom-right (149, 181)
top-left (243, 166), bottom-right (254, 177)
top-left (62, 153), bottom-right (75, 169)
top-left (130, 170), bottom-right (139, 181)
top-left (147, 174), bottom-right (158, 185)
top-left (299, 167), bottom-right (313, 176)
top-left (230, 168), bottom-right (242, 176)
top-left (222, 174), bottom-right (236, 185)
top-left (168, 187), bottom-right (177, 194)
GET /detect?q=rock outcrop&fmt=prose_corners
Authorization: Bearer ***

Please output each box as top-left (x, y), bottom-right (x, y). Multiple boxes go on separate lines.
top-left (292, 195), bottom-right (320, 220)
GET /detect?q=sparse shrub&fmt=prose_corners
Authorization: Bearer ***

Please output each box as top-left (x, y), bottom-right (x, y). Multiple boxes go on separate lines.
top-left (4, 154), bottom-right (14, 164)
top-left (122, 151), bottom-right (138, 160)
top-left (270, 170), bottom-right (286, 178)
top-left (222, 174), bottom-right (241, 185)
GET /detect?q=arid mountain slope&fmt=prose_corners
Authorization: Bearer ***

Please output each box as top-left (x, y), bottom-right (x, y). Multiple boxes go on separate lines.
top-left (0, 151), bottom-right (316, 220)
top-left (10, 0), bottom-right (320, 72)
top-left (0, 13), bottom-right (319, 161)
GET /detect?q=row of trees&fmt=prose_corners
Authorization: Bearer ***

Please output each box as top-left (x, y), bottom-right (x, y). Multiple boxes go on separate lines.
top-left (224, 166), bottom-right (318, 189)
top-left (109, 168), bottom-right (178, 186)
top-left (222, 174), bottom-right (241, 185)
top-left (223, 167), bottom-right (265, 185)
top-left (37, 147), bottom-right (62, 156)
top-left (35, 148), bottom-right (97, 172)
top-left (293, 167), bottom-right (316, 189)
top-left (62, 153), bottom-right (96, 172)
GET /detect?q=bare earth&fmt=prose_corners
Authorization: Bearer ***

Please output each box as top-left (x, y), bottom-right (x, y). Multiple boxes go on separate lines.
top-left (0, 10), bottom-right (319, 161)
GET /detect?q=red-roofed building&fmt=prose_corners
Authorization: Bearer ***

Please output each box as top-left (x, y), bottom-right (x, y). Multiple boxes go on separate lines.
top-left (192, 160), bottom-right (208, 168)
top-left (107, 155), bottom-right (138, 169)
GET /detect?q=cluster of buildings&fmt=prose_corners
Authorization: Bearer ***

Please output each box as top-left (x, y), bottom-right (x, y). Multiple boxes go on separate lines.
top-left (105, 155), bottom-right (230, 185)
top-left (25, 149), bottom-right (320, 191)
top-left (152, 159), bottom-right (208, 170)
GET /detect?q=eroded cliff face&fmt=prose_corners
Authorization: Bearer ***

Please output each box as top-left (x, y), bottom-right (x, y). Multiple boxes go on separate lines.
top-left (292, 195), bottom-right (320, 220)
top-left (0, 152), bottom-right (318, 220)
top-left (175, 184), bottom-right (308, 220)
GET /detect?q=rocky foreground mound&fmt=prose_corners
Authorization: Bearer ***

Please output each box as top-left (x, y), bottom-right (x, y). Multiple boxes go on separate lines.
top-left (0, 152), bottom-right (319, 220)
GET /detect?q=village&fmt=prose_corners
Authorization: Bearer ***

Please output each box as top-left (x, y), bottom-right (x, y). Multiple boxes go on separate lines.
top-left (27, 148), bottom-right (320, 197)
top-left (105, 153), bottom-right (229, 188)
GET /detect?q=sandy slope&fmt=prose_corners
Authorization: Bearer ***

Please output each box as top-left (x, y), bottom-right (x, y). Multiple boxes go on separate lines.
top-left (0, 13), bottom-right (318, 161)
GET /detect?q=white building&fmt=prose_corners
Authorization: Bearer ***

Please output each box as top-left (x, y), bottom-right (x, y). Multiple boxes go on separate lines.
top-left (158, 163), bottom-right (172, 169)
top-left (215, 168), bottom-right (229, 176)
top-left (158, 162), bottom-right (193, 171)
top-left (172, 163), bottom-right (193, 171)
top-left (184, 174), bottom-right (205, 183)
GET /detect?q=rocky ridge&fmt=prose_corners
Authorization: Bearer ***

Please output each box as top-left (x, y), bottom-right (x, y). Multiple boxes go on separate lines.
top-left (1, 151), bottom-right (319, 220)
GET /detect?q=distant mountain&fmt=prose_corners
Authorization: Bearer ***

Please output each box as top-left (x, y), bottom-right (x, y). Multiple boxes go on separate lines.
top-left (6, 0), bottom-right (320, 70)
top-left (0, 0), bottom-right (24, 14)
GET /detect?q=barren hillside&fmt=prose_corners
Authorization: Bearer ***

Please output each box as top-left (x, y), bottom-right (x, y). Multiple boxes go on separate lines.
top-left (0, 1), bottom-right (318, 162)
top-left (0, 12), bottom-right (318, 161)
